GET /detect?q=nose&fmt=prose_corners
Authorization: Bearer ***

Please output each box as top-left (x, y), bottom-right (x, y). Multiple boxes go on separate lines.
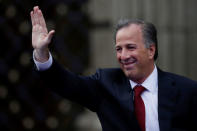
top-left (121, 49), bottom-right (130, 60)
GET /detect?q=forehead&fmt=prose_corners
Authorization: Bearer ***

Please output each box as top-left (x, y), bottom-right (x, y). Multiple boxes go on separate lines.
top-left (116, 24), bottom-right (143, 44)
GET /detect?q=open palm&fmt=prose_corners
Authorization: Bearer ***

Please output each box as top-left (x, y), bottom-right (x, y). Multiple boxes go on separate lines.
top-left (30, 6), bottom-right (54, 50)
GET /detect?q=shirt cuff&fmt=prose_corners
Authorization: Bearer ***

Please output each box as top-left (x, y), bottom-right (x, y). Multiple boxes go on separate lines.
top-left (33, 50), bottom-right (53, 71)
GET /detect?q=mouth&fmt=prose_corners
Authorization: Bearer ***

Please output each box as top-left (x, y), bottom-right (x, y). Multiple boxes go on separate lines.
top-left (121, 59), bottom-right (137, 70)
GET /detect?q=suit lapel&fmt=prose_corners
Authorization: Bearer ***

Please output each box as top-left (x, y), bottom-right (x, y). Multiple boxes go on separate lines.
top-left (112, 71), bottom-right (140, 129)
top-left (113, 71), bottom-right (135, 112)
top-left (112, 68), bottom-right (179, 130)
top-left (158, 69), bottom-right (178, 131)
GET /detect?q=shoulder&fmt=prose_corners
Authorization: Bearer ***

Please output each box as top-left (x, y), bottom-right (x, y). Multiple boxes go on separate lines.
top-left (158, 68), bottom-right (197, 88)
top-left (96, 68), bottom-right (123, 75)
top-left (93, 68), bottom-right (127, 82)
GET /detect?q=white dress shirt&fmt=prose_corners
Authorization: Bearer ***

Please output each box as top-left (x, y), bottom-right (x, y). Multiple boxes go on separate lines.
top-left (33, 50), bottom-right (53, 71)
top-left (33, 51), bottom-right (160, 131)
top-left (130, 66), bottom-right (160, 131)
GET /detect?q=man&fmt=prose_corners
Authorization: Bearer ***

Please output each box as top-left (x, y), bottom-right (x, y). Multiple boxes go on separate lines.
top-left (31, 6), bottom-right (197, 131)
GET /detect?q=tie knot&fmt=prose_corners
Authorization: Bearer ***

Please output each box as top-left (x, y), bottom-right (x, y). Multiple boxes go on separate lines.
top-left (134, 85), bottom-right (145, 96)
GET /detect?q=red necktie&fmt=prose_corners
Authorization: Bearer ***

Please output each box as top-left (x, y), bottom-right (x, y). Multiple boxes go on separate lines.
top-left (134, 85), bottom-right (145, 131)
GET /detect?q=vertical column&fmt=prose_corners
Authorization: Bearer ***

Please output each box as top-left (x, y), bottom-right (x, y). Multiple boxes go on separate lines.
top-left (112, 0), bottom-right (133, 23)
top-left (186, 0), bottom-right (197, 80)
top-left (131, 0), bottom-right (139, 18)
top-left (152, 0), bottom-right (172, 71)
top-left (143, 0), bottom-right (156, 22)
top-left (171, 0), bottom-right (186, 75)
top-left (87, 0), bottom-right (115, 73)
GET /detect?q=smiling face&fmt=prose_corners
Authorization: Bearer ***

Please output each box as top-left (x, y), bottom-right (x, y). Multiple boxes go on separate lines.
top-left (115, 24), bottom-right (155, 83)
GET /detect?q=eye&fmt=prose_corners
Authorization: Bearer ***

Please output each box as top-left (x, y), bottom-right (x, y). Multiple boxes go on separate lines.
top-left (115, 47), bottom-right (122, 52)
top-left (127, 45), bottom-right (136, 50)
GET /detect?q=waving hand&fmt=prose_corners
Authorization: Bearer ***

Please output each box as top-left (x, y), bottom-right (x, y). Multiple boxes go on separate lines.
top-left (30, 6), bottom-right (55, 62)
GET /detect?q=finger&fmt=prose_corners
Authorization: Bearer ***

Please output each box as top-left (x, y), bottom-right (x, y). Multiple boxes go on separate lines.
top-left (38, 10), bottom-right (47, 32)
top-left (38, 10), bottom-right (46, 27)
top-left (33, 6), bottom-right (39, 25)
top-left (46, 30), bottom-right (55, 43)
top-left (34, 6), bottom-right (39, 9)
top-left (30, 11), bottom-right (36, 26)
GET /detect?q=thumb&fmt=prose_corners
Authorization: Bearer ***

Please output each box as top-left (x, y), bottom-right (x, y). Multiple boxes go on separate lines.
top-left (46, 30), bottom-right (55, 44)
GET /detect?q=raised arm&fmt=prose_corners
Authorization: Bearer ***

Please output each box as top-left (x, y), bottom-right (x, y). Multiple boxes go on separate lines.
top-left (30, 6), bottom-right (55, 62)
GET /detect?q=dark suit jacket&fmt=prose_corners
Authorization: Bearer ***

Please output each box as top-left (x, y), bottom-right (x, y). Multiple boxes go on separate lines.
top-left (37, 60), bottom-right (197, 131)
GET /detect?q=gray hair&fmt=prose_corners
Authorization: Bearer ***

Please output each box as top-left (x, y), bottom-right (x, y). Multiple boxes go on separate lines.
top-left (114, 19), bottom-right (158, 60)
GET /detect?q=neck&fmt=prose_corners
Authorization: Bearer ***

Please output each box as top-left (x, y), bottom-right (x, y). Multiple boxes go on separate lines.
top-left (133, 63), bottom-right (155, 84)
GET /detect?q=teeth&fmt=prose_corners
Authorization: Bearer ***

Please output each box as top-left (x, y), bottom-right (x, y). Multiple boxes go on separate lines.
top-left (121, 58), bottom-right (136, 64)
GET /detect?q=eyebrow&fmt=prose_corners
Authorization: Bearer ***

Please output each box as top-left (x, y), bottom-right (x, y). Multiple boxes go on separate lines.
top-left (115, 43), bottom-right (136, 47)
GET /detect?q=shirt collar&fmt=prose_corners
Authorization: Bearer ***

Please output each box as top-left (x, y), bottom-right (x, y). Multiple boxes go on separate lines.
top-left (129, 65), bottom-right (158, 93)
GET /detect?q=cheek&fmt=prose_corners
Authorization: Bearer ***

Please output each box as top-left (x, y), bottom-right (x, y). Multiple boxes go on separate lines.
top-left (116, 53), bottom-right (121, 61)
top-left (138, 50), bottom-right (149, 58)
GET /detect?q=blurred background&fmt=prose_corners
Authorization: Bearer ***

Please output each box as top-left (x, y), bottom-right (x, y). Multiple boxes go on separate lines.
top-left (0, 0), bottom-right (197, 130)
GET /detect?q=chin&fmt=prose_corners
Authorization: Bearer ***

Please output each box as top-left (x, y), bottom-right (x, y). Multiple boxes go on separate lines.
top-left (122, 67), bottom-right (139, 80)
top-left (123, 69), bottom-right (136, 78)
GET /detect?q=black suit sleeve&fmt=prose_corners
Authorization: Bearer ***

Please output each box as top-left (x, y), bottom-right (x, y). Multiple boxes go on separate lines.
top-left (36, 60), bottom-right (102, 112)
top-left (190, 85), bottom-right (197, 130)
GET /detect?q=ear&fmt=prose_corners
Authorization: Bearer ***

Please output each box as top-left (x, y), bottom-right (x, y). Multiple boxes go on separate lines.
top-left (148, 44), bottom-right (156, 59)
